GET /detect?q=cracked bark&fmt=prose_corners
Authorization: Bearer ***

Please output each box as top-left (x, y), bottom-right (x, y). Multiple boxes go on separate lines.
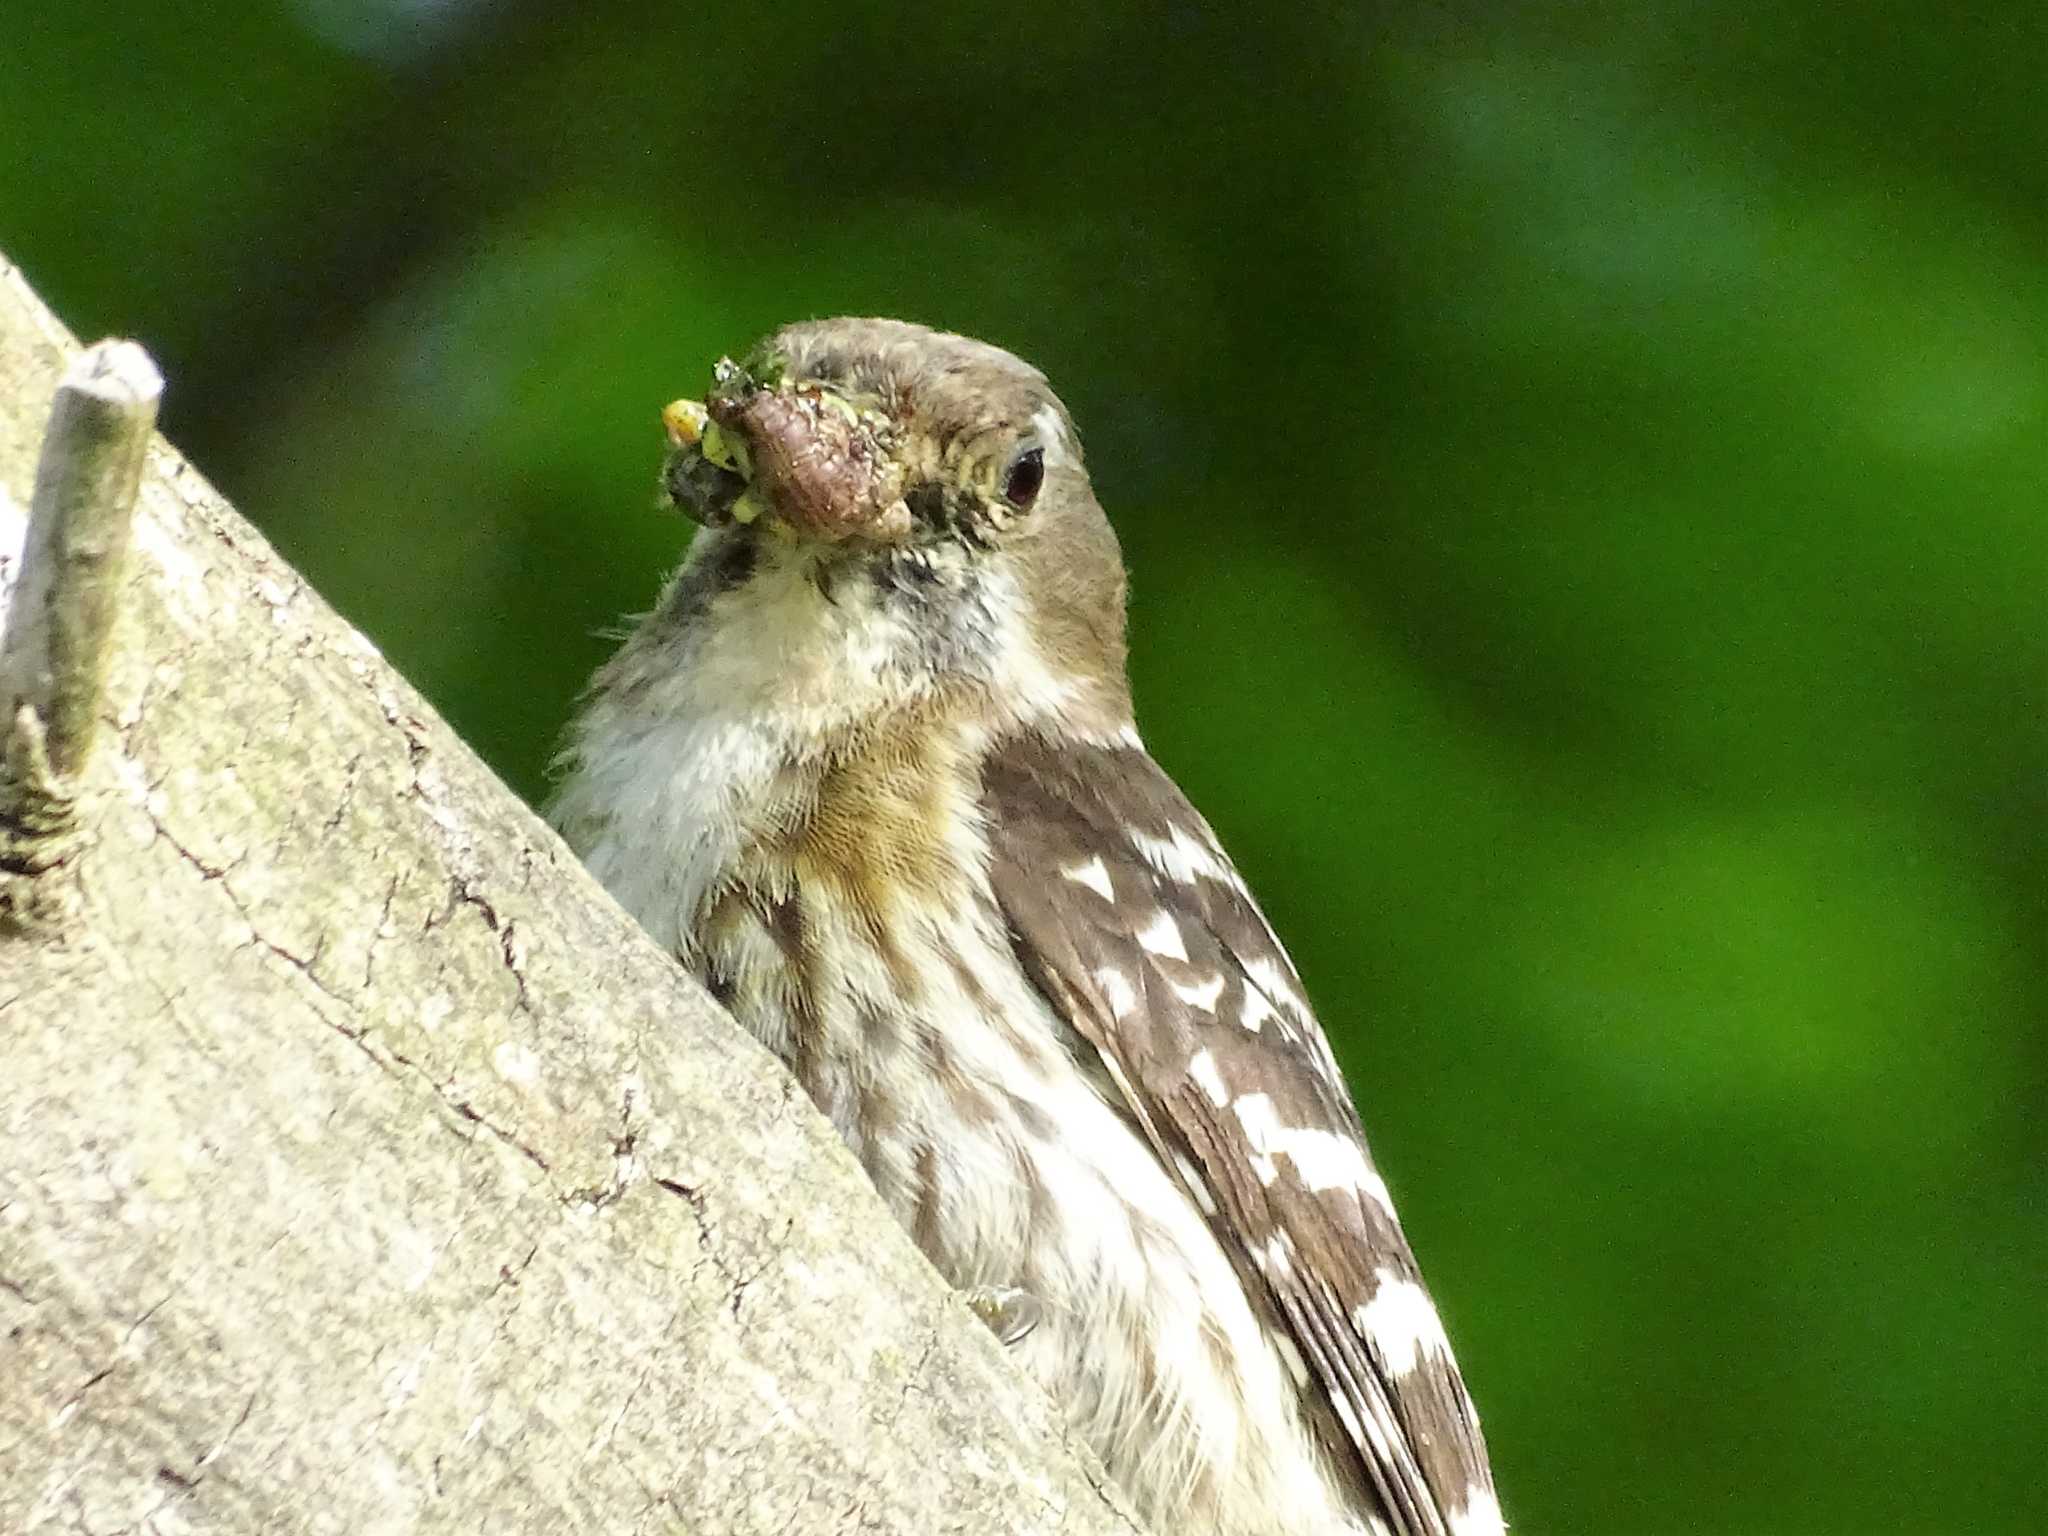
top-left (0, 254), bottom-right (1145, 1536)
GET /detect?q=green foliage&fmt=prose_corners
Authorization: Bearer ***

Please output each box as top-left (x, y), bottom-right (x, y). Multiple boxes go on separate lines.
top-left (5, 4), bottom-right (2041, 1530)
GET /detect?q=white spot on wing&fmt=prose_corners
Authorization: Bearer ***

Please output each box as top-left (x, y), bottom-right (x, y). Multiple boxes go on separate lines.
top-left (1230, 1093), bottom-right (1394, 1211)
top-left (1169, 972), bottom-right (1226, 1012)
top-left (1238, 982), bottom-right (1277, 1033)
top-left (1095, 966), bottom-right (1138, 1019)
top-left (1242, 953), bottom-right (1347, 1081)
top-left (1187, 1048), bottom-right (1229, 1107)
top-left (1062, 854), bottom-right (1116, 902)
top-left (1289, 1128), bottom-right (1387, 1204)
top-left (1450, 1486), bottom-right (1506, 1536)
top-left (1136, 909), bottom-right (1188, 961)
top-left (1353, 1269), bottom-right (1452, 1378)
top-left (1244, 956), bottom-right (1310, 1024)
top-left (1129, 823), bottom-right (1248, 893)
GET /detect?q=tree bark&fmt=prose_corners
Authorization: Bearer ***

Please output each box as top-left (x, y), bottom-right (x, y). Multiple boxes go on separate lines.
top-left (0, 252), bottom-right (1143, 1536)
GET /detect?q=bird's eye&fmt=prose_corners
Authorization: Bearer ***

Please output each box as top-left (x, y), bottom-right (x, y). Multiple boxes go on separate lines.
top-left (1001, 446), bottom-right (1045, 510)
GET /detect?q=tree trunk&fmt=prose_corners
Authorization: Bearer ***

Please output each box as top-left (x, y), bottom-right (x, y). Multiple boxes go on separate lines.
top-left (0, 252), bottom-right (1142, 1536)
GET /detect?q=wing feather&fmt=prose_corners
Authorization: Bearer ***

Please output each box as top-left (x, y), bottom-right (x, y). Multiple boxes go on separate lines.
top-left (983, 731), bottom-right (1498, 1536)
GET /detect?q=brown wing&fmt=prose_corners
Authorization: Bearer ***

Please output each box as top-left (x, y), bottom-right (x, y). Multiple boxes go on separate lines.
top-left (982, 730), bottom-right (1499, 1536)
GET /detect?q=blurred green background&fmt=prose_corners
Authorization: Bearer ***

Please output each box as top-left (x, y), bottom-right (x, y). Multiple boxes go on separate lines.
top-left (5, 3), bottom-right (2043, 1531)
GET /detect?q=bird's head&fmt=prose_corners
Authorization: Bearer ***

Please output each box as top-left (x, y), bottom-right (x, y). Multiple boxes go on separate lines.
top-left (664, 319), bottom-right (1069, 545)
top-left (652, 318), bottom-right (1132, 734)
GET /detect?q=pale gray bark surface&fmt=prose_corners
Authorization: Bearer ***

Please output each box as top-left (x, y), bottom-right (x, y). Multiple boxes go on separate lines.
top-left (0, 253), bottom-right (1142, 1536)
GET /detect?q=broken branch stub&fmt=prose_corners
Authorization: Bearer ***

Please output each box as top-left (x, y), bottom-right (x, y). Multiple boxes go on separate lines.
top-left (0, 339), bottom-right (161, 899)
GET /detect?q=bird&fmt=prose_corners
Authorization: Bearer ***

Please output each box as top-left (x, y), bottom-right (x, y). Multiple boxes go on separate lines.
top-left (551, 318), bottom-right (1503, 1536)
